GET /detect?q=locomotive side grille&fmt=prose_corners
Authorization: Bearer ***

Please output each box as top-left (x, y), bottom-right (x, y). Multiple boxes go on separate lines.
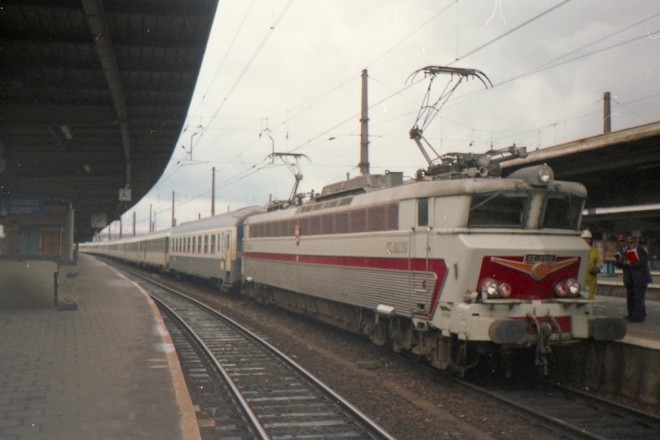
top-left (244, 256), bottom-right (439, 316)
top-left (299, 265), bottom-right (436, 314)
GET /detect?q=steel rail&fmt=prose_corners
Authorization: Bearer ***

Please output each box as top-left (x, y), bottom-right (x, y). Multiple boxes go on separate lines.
top-left (152, 296), bottom-right (270, 439)
top-left (456, 377), bottom-right (660, 440)
top-left (125, 266), bottom-right (397, 440)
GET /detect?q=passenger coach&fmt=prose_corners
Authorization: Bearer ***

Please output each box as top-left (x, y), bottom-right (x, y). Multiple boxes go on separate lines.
top-left (169, 206), bottom-right (264, 289)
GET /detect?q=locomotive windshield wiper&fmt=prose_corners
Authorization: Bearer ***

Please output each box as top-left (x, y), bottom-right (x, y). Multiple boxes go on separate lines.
top-left (470, 191), bottom-right (502, 211)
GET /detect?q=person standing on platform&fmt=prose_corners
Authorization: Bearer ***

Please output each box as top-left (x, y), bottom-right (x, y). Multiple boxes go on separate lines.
top-left (582, 230), bottom-right (601, 299)
top-left (615, 235), bottom-right (652, 323)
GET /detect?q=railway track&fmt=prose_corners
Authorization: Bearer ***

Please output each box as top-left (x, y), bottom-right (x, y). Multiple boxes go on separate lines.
top-left (459, 377), bottom-right (660, 440)
top-left (121, 267), bottom-right (396, 440)
top-left (105, 258), bottom-right (659, 439)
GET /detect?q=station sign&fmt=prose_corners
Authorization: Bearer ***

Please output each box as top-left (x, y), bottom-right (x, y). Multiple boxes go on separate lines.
top-left (0, 198), bottom-right (44, 217)
top-left (119, 187), bottom-right (132, 202)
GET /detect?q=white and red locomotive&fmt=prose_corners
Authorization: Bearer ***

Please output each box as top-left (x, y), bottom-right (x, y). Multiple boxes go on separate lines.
top-left (240, 151), bottom-right (626, 374)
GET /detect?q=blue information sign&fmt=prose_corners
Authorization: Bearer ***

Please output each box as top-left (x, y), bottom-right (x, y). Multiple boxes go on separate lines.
top-left (0, 199), bottom-right (45, 217)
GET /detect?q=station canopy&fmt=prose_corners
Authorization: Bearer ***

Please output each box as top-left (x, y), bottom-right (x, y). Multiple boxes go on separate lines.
top-left (0, 0), bottom-right (220, 242)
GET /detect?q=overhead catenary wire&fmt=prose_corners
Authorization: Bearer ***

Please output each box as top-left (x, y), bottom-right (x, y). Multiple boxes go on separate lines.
top-left (213, 3), bottom-right (657, 151)
top-left (164, 1), bottom-right (570, 206)
top-left (195, 0), bottom-right (297, 146)
top-left (115, 3), bottom-right (660, 233)
top-left (194, 5), bottom-right (659, 183)
top-left (452, 0), bottom-right (572, 63)
top-left (187, 0), bottom-right (259, 120)
top-left (170, 7), bottom-right (660, 211)
top-left (273, 1), bottom-right (578, 159)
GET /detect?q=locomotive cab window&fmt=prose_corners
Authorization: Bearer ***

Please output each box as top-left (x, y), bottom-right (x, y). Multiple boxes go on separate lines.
top-left (542, 193), bottom-right (584, 230)
top-left (468, 192), bottom-right (529, 228)
top-left (417, 198), bottom-right (429, 227)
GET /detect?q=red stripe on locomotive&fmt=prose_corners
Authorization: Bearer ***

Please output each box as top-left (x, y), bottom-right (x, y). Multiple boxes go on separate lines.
top-left (244, 252), bottom-right (448, 318)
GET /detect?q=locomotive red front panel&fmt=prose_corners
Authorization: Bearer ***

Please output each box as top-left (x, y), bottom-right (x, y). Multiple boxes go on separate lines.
top-left (477, 255), bottom-right (582, 300)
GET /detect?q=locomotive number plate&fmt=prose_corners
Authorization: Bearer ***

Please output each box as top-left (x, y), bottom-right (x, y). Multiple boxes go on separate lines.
top-left (524, 254), bottom-right (557, 264)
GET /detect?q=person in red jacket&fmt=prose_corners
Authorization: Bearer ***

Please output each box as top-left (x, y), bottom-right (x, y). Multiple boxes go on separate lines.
top-left (615, 235), bottom-right (652, 323)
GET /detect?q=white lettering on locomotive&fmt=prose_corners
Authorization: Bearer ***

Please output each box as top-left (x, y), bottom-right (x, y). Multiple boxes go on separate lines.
top-left (386, 241), bottom-right (407, 254)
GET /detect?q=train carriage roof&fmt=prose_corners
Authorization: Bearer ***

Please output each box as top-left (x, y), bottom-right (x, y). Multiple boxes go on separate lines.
top-left (93, 228), bottom-right (172, 246)
top-left (171, 206), bottom-right (265, 235)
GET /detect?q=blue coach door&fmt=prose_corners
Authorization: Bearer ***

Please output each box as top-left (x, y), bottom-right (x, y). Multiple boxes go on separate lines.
top-left (19, 231), bottom-right (40, 256)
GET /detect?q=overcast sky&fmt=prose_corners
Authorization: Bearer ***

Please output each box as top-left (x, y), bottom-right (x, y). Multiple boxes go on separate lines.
top-left (112, 0), bottom-right (660, 235)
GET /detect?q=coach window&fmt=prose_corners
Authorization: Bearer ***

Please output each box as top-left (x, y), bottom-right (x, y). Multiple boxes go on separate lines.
top-left (211, 235), bottom-right (216, 254)
top-left (203, 235), bottom-right (209, 254)
top-left (417, 198), bottom-right (429, 227)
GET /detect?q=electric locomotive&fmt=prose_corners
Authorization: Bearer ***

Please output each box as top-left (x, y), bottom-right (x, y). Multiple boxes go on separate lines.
top-left (241, 147), bottom-right (626, 374)
top-left (240, 65), bottom-right (626, 375)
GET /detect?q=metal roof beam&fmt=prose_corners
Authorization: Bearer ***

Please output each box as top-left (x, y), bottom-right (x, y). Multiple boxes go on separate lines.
top-left (0, 104), bottom-right (117, 126)
top-left (81, 0), bottom-right (131, 190)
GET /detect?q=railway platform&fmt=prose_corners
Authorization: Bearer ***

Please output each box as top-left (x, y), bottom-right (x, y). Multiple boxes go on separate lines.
top-left (0, 254), bottom-right (200, 440)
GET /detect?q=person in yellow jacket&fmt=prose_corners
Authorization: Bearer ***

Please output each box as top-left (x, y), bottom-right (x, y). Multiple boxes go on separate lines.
top-left (582, 230), bottom-right (602, 299)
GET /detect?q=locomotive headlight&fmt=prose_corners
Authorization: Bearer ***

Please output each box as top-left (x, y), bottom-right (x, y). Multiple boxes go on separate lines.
top-left (536, 166), bottom-right (553, 185)
top-left (555, 279), bottom-right (581, 298)
top-left (498, 283), bottom-right (512, 298)
top-left (566, 279), bottom-right (581, 297)
top-left (555, 282), bottom-right (568, 297)
top-left (481, 278), bottom-right (499, 298)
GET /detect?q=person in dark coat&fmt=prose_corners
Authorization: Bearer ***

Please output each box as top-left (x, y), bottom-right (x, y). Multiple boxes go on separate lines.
top-left (615, 235), bottom-right (652, 323)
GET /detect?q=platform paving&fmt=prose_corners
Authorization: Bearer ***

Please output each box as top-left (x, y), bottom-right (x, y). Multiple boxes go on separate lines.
top-left (0, 254), bottom-right (199, 440)
top-left (593, 295), bottom-right (660, 350)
